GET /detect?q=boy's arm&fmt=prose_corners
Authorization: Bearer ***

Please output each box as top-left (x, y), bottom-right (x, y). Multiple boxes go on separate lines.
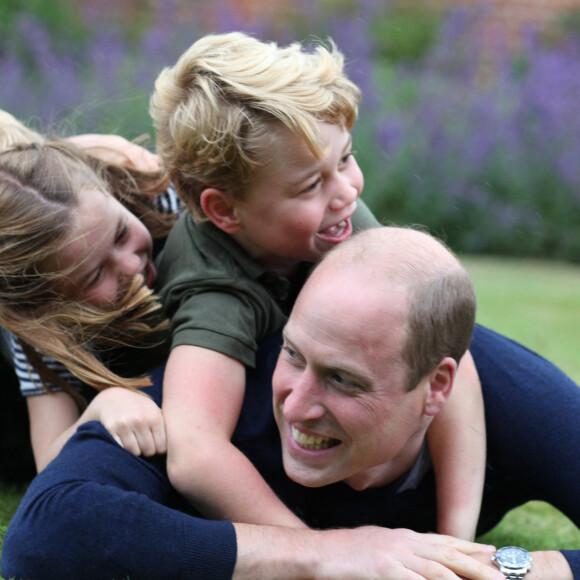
top-left (427, 350), bottom-right (486, 540)
top-left (163, 344), bottom-right (306, 527)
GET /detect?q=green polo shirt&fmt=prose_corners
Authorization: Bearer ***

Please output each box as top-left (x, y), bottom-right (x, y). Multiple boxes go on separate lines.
top-left (155, 200), bottom-right (380, 368)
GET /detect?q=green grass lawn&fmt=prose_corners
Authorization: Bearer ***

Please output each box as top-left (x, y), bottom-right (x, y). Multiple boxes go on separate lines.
top-left (1, 255), bottom-right (579, 573)
top-left (462, 255), bottom-right (580, 550)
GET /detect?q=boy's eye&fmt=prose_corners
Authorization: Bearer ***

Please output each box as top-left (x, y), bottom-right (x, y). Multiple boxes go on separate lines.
top-left (339, 151), bottom-right (355, 166)
top-left (300, 177), bottom-right (321, 195)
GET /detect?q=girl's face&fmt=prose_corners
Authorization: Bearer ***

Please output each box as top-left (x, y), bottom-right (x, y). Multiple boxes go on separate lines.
top-left (54, 188), bottom-right (155, 307)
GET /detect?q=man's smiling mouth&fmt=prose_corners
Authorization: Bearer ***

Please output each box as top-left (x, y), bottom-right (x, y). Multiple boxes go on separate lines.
top-left (291, 425), bottom-right (340, 450)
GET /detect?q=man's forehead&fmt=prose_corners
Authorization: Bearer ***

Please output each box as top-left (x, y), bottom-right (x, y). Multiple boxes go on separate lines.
top-left (289, 285), bottom-right (406, 360)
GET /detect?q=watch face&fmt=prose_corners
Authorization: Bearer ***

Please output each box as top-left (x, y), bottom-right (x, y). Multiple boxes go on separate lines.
top-left (496, 546), bottom-right (531, 569)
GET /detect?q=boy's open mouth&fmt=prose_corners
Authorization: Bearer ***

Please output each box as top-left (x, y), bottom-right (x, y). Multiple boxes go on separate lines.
top-left (316, 217), bottom-right (352, 243)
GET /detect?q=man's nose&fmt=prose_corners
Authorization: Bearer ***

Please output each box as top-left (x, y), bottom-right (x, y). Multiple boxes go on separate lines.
top-left (282, 373), bottom-right (326, 423)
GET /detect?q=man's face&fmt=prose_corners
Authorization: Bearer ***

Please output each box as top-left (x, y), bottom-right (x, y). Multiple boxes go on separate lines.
top-left (272, 265), bottom-right (433, 490)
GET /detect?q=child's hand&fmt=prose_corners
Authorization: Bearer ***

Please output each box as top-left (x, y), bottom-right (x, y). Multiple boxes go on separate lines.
top-left (88, 387), bottom-right (167, 457)
top-left (67, 134), bottom-right (161, 172)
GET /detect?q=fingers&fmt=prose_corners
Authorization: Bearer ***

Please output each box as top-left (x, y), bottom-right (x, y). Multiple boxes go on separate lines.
top-left (105, 406), bottom-right (167, 457)
top-left (94, 387), bottom-right (167, 457)
top-left (377, 530), bottom-right (501, 580)
top-left (320, 527), bottom-right (500, 580)
top-left (405, 532), bottom-right (502, 580)
top-left (435, 534), bottom-right (496, 556)
top-left (433, 545), bottom-right (503, 580)
top-left (125, 149), bottom-right (161, 172)
top-left (110, 420), bottom-right (167, 457)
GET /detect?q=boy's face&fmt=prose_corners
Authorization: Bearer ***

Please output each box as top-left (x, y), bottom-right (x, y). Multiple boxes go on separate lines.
top-left (232, 122), bottom-right (363, 273)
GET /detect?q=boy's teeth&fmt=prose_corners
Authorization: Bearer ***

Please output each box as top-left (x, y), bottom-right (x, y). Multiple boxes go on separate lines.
top-left (320, 220), bottom-right (347, 237)
top-left (292, 425), bottom-right (338, 450)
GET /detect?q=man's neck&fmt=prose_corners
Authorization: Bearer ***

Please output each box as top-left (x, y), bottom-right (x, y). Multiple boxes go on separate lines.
top-left (344, 434), bottom-right (427, 492)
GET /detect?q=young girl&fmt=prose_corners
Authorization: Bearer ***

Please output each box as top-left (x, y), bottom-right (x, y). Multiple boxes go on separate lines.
top-left (0, 117), bottom-right (180, 471)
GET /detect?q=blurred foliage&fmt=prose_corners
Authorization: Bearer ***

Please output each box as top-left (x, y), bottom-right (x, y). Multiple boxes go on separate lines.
top-left (370, 5), bottom-right (442, 61)
top-left (1, 0), bottom-right (579, 262)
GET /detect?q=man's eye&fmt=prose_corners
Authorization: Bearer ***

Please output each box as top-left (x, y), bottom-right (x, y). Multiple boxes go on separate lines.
top-left (282, 344), bottom-right (304, 365)
top-left (329, 373), bottom-right (362, 394)
top-left (282, 344), bottom-right (298, 359)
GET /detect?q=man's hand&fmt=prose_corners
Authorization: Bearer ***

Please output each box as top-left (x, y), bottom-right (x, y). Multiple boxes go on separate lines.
top-left (234, 524), bottom-right (505, 579)
top-left (457, 546), bottom-right (573, 580)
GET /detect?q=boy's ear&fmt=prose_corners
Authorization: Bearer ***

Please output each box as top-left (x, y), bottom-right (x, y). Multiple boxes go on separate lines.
top-left (200, 188), bottom-right (242, 234)
top-left (423, 357), bottom-right (456, 417)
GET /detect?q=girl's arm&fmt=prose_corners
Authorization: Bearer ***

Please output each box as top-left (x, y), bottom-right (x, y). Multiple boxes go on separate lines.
top-left (163, 344), bottom-right (306, 528)
top-left (13, 331), bottom-right (167, 471)
top-left (29, 387), bottom-right (167, 472)
top-left (427, 350), bottom-right (486, 540)
top-left (27, 391), bottom-right (80, 471)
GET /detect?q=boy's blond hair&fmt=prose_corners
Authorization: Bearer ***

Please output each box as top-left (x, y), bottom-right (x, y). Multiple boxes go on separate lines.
top-left (150, 31), bottom-right (361, 220)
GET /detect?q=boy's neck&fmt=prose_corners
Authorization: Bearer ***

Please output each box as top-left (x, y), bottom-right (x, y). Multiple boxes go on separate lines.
top-left (255, 253), bottom-right (301, 278)
top-left (231, 232), bottom-right (301, 278)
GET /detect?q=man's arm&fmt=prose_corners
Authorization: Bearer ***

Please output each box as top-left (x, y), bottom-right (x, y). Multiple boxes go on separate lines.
top-left (468, 548), bottom-right (573, 580)
top-left (234, 524), bottom-right (504, 580)
top-left (527, 551), bottom-right (574, 580)
top-left (2, 417), bottom-right (504, 580)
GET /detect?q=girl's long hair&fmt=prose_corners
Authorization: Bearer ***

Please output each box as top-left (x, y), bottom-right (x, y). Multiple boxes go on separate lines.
top-left (0, 140), bottom-right (176, 407)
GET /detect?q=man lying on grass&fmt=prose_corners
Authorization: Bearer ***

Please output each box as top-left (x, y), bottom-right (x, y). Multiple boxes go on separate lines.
top-left (4, 226), bottom-right (580, 580)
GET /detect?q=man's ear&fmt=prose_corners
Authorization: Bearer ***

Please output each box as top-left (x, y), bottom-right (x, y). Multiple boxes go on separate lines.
top-left (200, 188), bottom-right (241, 234)
top-left (423, 357), bottom-right (457, 417)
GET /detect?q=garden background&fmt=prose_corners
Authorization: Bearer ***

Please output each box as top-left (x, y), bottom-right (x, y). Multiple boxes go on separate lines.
top-left (1, 0), bottom-right (580, 566)
top-left (2, 0), bottom-right (580, 262)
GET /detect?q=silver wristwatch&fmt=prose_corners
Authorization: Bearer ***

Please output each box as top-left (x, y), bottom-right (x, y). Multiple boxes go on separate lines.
top-left (491, 546), bottom-right (532, 579)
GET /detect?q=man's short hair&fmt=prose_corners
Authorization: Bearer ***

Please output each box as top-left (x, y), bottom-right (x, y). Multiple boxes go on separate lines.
top-left (323, 226), bottom-right (477, 390)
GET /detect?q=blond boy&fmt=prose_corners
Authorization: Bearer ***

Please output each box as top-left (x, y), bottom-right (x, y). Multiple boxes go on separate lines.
top-left (150, 32), bottom-right (485, 538)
